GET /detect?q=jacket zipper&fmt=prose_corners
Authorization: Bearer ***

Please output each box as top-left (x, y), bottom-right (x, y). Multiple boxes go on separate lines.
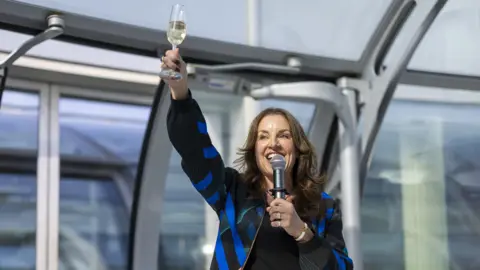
top-left (241, 198), bottom-right (266, 269)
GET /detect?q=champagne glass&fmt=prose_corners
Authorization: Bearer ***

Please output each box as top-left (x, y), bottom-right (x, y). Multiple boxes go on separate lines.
top-left (159, 4), bottom-right (187, 81)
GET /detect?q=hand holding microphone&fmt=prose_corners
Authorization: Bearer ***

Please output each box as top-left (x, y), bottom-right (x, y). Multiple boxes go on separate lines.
top-left (267, 155), bottom-right (309, 241)
top-left (269, 154), bottom-right (287, 199)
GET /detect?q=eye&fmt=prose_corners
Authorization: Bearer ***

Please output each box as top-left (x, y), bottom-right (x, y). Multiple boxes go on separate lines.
top-left (258, 134), bottom-right (268, 140)
top-left (279, 133), bottom-right (291, 139)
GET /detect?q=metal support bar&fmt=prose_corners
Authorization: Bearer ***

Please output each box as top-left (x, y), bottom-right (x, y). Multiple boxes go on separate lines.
top-left (0, 67), bottom-right (7, 105)
top-left (247, 0), bottom-right (260, 47)
top-left (358, 0), bottom-right (448, 195)
top-left (307, 102), bottom-right (335, 174)
top-left (361, 0), bottom-right (417, 80)
top-left (0, 14), bottom-right (64, 107)
top-left (250, 82), bottom-right (354, 131)
top-left (128, 79), bottom-right (173, 270)
top-left (359, 0), bottom-right (413, 69)
top-left (0, 14), bottom-right (64, 69)
top-left (329, 0), bottom-right (448, 197)
top-left (336, 77), bottom-right (369, 104)
top-left (46, 85), bottom-right (60, 270)
top-left (325, 164), bottom-right (341, 194)
top-left (186, 62), bottom-right (300, 75)
top-left (337, 89), bottom-right (363, 270)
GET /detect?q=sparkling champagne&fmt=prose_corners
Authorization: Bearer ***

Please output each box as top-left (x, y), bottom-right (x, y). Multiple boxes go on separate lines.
top-left (159, 4), bottom-right (186, 81)
top-left (167, 21), bottom-right (187, 46)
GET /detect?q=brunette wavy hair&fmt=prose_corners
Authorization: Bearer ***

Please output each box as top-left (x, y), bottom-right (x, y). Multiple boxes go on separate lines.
top-left (234, 107), bottom-right (326, 219)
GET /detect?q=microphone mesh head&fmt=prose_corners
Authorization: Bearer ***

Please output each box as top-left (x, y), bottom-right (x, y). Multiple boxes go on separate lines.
top-left (269, 155), bottom-right (286, 170)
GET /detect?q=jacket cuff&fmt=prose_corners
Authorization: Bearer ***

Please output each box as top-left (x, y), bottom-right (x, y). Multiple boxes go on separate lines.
top-left (298, 235), bottom-right (324, 254)
top-left (298, 236), bottom-right (332, 267)
top-left (170, 89), bottom-right (194, 111)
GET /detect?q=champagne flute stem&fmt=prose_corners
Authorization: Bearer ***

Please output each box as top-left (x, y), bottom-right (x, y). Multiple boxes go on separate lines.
top-left (172, 44), bottom-right (177, 50)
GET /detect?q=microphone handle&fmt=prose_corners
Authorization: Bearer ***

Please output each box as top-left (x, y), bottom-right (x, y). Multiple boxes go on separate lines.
top-left (273, 168), bottom-right (286, 199)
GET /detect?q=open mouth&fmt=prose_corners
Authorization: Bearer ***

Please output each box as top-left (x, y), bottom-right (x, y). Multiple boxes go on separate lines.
top-left (266, 153), bottom-right (284, 160)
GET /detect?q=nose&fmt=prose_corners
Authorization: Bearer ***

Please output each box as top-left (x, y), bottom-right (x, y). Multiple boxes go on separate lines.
top-left (268, 136), bottom-right (280, 148)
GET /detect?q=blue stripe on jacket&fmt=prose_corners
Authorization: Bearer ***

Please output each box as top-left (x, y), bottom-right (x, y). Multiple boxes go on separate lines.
top-left (224, 193), bottom-right (247, 265)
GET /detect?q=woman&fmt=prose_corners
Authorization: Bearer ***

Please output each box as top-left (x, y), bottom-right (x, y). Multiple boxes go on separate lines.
top-left (163, 49), bottom-right (353, 270)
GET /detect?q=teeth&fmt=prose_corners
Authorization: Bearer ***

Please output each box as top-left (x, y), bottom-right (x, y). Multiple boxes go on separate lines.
top-left (267, 153), bottom-right (279, 160)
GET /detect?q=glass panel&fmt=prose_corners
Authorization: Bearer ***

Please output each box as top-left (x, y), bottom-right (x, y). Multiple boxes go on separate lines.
top-left (362, 89), bottom-right (480, 269)
top-left (260, 100), bottom-right (316, 132)
top-left (58, 177), bottom-right (129, 270)
top-left (160, 153), bottom-right (208, 270)
top-left (0, 91), bottom-right (38, 151)
top-left (0, 29), bottom-right (160, 74)
top-left (260, 0), bottom-right (393, 59)
top-left (13, 0), bottom-right (392, 57)
top-left (161, 162), bottom-right (206, 269)
top-left (15, 0), bottom-right (248, 44)
top-left (393, 0), bottom-right (480, 76)
top-left (58, 96), bottom-right (150, 269)
top-left (160, 111), bottom-right (225, 269)
top-left (0, 90), bottom-right (39, 269)
top-left (59, 97), bottom-right (150, 163)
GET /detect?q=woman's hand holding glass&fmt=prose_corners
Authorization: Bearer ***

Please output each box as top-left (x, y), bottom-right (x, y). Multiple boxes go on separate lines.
top-left (162, 49), bottom-right (188, 100)
top-left (159, 4), bottom-right (186, 81)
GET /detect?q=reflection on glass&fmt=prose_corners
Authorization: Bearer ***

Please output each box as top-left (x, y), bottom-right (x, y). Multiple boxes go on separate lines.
top-left (160, 112), bottom-right (225, 269)
top-left (161, 150), bottom-right (207, 270)
top-left (58, 97), bottom-right (150, 269)
top-left (260, 100), bottom-right (316, 132)
top-left (58, 95), bottom-right (215, 269)
top-left (363, 98), bottom-right (480, 270)
top-left (59, 177), bottom-right (128, 270)
top-left (0, 91), bottom-right (39, 150)
top-left (0, 90), bottom-right (38, 269)
top-left (59, 98), bottom-right (149, 162)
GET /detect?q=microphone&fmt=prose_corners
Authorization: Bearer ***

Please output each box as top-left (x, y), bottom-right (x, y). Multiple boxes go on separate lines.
top-left (269, 155), bottom-right (286, 199)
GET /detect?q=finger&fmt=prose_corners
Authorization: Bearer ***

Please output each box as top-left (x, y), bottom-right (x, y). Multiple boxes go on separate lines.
top-left (165, 49), bottom-right (177, 58)
top-left (267, 205), bottom-right (281, 215)
top-left (265, 192), bottom-right (274, 204)
top-left (163, 55), bottom-right (181, 71)
top-left (162, 57), bottom-right (180, 72)
top-left (270, 198), bottom-right (286, 207)
top-left (269, 212), bottom-right (282, 221)
top-left (271, 220), bottom-right (282, 227)
top-left (166, 49), bottom-right (182, 64)
top-left (166, 48), bottom-right (180, 57)
top-left (163, 54), bottom-right (179, 67)
top-left (269, 207), bottom-right (287, 219)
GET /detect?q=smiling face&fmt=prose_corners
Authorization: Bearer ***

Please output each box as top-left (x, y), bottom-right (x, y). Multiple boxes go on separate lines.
top-left (255, 114), bottom-right (297, 181)
top-left (235, 107), bottom-right (324, 217)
